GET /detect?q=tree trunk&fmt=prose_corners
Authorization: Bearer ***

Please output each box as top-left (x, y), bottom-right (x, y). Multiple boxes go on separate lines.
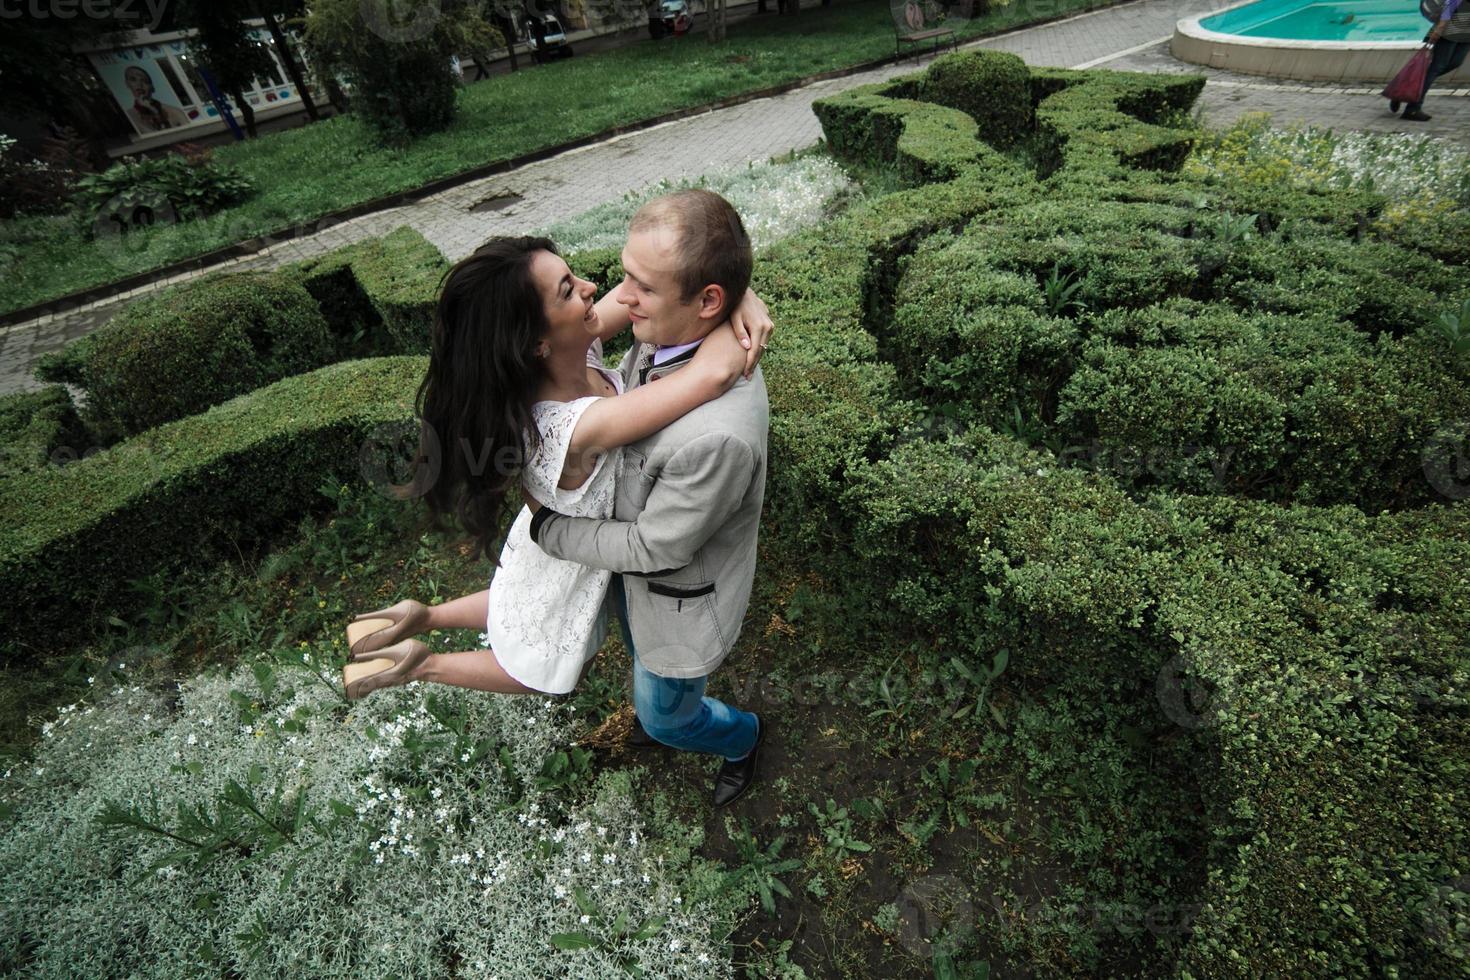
top-left (756, 0), bottom-right (767, 12)
top-left (494, 13), bottom-right (520, 72)
top-left (782, 0), bottom-right (799, 14)
top-left (229, 85), bottom-right (258, 137)
top-left (708, 0), bottom-right (727, 41)
top-left (261, 11), bottom-right (319, 120)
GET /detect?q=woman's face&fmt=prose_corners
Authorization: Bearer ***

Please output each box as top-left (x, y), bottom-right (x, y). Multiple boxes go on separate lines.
top-left (125, 70), bottom-right (152, 100)
top-left (528, 249), bottom-right (599, 354)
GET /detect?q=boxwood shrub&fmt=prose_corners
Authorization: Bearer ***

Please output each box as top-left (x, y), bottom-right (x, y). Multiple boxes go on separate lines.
top-left (0, 358), bottom-right (425, 653)
top-left (282, 225), bottom-right (449, 356)
top-left (68, 271), bottom-right (334, 440)
top-left (918, 50), bottom-right (1032, 149)
top-left (0, 385), bottom-right (89, 478)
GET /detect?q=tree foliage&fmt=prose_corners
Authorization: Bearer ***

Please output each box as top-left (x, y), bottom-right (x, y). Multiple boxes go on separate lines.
top-left (304, 0), bottom-right (501, 145)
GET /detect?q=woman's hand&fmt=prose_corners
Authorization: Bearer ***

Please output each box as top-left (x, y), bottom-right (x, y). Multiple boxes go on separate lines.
top-left (690, 321), bottom-right (748, 392)
top-left (729, 287), bottom-right (774, 380)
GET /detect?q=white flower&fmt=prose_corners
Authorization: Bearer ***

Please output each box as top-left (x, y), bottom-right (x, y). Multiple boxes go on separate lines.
top-left (579, 914), bottom-right (591, 925)
top-left (602, 853), bottom-right (616, 865)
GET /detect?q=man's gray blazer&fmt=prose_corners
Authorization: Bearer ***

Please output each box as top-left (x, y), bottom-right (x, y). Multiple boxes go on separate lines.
top-left (529, 340), bottom-right (769, 679)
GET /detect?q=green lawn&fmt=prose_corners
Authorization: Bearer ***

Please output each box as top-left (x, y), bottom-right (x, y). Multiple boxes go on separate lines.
top-left (0, 0), bottom-right (1120, 317)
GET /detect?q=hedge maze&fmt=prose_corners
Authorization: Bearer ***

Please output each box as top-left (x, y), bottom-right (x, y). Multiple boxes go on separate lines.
top-left (2, 49), bottom-right (1467, 978)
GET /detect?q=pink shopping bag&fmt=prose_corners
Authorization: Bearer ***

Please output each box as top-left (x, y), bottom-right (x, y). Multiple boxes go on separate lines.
top-left (1383, 45), bottom-right (1433, 104)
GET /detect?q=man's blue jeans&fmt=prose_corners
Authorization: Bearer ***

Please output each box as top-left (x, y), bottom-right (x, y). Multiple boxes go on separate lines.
top-left (612, 574), bottom-right (758, 762)
top-left (1407, 39), bottom-right (1469, 112)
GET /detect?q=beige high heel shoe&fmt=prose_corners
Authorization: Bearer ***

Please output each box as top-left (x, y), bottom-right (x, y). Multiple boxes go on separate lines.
top-left (342, 637), bottom-right (431, 701)
top-left (347, 599), bottom-right (431, 657)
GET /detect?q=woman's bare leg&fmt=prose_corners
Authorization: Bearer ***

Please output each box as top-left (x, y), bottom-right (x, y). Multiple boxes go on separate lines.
top-left (387, 590), bottom-right (595, 695)
top-left (422, 590), bottom-right (490, 632)
top-left (408, 645), bottom-right (540, 695)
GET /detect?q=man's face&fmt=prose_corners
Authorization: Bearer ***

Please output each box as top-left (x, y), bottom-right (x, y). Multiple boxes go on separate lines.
top-left (616, 225), bottom-right (716, 347)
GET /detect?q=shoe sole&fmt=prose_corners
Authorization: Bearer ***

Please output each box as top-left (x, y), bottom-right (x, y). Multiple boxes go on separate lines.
top-left (347, 616), bottom-right (396, 657)
top-left (343, 657), bottom-right (396, 697)
top-left (344, 617), bottom-right (400, 699)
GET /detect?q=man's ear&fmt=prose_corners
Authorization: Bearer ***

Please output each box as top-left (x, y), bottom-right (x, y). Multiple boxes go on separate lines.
top-left (695, 284), bottom-right (726, 320)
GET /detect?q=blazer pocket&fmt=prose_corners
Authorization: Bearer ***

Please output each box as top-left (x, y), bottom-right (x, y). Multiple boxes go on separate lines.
top-left (647, 580), bottom-right (715, 614)
top-left (617, 448), bottom-right (655, 513)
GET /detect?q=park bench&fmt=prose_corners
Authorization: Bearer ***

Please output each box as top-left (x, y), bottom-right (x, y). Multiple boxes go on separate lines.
top-left (894, 1), bottom-right (958, 60)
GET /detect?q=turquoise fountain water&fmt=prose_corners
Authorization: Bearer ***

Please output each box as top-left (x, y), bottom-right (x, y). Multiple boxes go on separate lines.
top-left (1201, 0), bottom-right (1429, 41)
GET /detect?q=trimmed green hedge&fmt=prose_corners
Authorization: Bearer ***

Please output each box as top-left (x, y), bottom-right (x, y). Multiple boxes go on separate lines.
top-left (0, 386), bottom-right (88, 478)
top-left (65, 272), bottom-right (334, 440)
top-left (282, 225), bottom-right (450, 355)
top-left (807, 49), bottom-right (1469, 978)
top-left (24, 225), bottom-right (447, 455)
top-left (843, 428), bottom-right (1470, 979)
top-left (879, 146), bottom-right (1470, 510)
top-left (919, 49), bottom-right (1032, 149)
top-left (0, 358), bottom-right (424, 654)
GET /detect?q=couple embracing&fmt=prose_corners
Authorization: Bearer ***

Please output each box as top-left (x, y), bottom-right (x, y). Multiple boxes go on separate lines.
top-left (343, 190), bottom-right (773, 807)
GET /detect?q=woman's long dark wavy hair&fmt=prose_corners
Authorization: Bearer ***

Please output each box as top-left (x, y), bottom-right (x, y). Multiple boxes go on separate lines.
top-left (396, 236), bottom-right (557, 561)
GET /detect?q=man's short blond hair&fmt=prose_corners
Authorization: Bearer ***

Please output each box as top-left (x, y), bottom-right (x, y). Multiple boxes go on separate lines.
top-left (629, 189), bottom-right (753, 322)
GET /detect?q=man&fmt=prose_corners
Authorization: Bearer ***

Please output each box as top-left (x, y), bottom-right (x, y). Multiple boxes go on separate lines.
top-left (525, 189), bottom-right (770, 807)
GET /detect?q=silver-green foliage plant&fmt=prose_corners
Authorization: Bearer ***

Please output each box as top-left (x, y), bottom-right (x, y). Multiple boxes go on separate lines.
top-left (0, 657), bottom-right (745, 978)
top-left (539, 153), bottom-right (852, 253)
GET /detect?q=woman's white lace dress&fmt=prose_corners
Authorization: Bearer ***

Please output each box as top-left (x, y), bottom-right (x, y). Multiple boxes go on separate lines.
top-left (485, 339), bottom-right (622, 693)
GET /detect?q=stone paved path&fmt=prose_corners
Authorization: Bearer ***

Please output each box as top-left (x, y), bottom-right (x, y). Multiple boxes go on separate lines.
top-left (3, 0), bottom-right (1466, 396)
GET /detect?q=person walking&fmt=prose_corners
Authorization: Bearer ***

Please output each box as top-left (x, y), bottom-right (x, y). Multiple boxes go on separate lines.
top-left (1398, 0), bottom-right (1470, 121)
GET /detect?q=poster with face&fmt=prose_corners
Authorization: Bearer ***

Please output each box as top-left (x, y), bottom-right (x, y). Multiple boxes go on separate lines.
top-left (87, 27), bottom-right (306, 142)
top-left (91, 44), bottom-right (203, 136)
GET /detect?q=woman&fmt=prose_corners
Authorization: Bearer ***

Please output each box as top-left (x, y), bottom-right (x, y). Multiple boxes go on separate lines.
top-left (1397, 0), bottom-right (1470, 121)
top-left (341, 236), bottom-right (773, 700)
top-left (123, 66), bottom-right (190, 133)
